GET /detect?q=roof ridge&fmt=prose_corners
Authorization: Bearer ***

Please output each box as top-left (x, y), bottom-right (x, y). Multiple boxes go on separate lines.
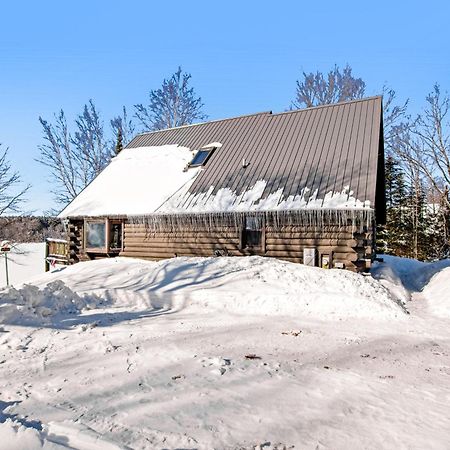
top-left (127, 96), bottom-right (382, 147)
top-left (271, 95), bottom-right (383, 117)
top-left (128, 110), bottom-right (272, 141)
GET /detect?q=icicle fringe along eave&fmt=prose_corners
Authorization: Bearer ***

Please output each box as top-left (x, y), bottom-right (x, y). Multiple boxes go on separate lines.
top-left (128, 208), bottom-right (374, 233)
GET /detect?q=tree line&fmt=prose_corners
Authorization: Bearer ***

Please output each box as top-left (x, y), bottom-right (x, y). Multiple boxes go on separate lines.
top-left (0, 64), bottom-right (448, 260)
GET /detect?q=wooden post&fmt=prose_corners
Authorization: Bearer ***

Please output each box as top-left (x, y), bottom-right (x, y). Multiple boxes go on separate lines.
top-left (45, 239), bottom-right (50, 272)
top-left (4, 252), bottom-right (9, 286)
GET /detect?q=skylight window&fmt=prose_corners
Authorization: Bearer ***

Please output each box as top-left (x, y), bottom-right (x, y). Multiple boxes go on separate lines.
top-left (189, 147), bottom-right (216, 168)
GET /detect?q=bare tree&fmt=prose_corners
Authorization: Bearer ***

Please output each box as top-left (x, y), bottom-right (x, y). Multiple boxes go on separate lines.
top-left (292, 64), bottom-right (366, 109)
top-left (135, 67), bottom-right (207, 131)
top-left (0, 144), bottom-right (29, 215)
top-left (72, 100), bottom-right (111, 182)
top-left (396, 85), bottom-right (450, 212)
top-left (38, 101), bottom-right (111, 206)
top-left (382, 86), bottom-right (410, 156)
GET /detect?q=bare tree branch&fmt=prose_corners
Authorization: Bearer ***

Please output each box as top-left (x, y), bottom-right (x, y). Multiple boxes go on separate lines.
top-left (0, 145), bottom-right (30, 216)
top-left (135, 67), bottom-right (207, 131)
top-left (37, 101), bottom-right (112, 206)
top-left (292, 64), bottom-right (366, 109)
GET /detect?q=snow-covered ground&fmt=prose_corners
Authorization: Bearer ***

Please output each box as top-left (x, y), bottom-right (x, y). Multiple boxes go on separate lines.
top-left (0, 254), bottom-right (449, 449)
top-left (0, 243), bottom-right (46, 289)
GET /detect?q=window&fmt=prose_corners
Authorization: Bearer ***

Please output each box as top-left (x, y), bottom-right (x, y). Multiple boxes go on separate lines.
top-left (109, 222), bottom-right (122, 250)
top-left (189, 147), bottom-right (216, 167)
top-left (243, 216), bottom-right (262, 248)
top-left (86, 222), bottom-right (106, 249)
top-left (85, 220), bottom-right (123, 252)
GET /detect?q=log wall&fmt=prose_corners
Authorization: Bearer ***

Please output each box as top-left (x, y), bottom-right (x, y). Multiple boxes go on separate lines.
top-left (118, 221), bottom-right (373, 272)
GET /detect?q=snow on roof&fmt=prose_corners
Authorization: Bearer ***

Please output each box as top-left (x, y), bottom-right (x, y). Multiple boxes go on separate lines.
top-left (59, 142), bottom-right (372, 218)
top-left (158, 180), bottom-right (371, 213)
top-left (58, 145), bottom-right (200, 218)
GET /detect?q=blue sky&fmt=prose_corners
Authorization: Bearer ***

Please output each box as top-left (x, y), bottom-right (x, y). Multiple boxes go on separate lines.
top-left (1, 0), bottom-right (449, 214)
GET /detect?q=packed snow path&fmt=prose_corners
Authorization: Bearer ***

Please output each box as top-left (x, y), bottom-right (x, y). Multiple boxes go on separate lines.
top-left (0, 255), bottom-right (449, 449)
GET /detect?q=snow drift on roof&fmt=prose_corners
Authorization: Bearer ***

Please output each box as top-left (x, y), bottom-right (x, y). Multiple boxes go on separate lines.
top-left (158, 179), bottom-right (371, 213)
top-left (58, 145), bottom-right (200, 218)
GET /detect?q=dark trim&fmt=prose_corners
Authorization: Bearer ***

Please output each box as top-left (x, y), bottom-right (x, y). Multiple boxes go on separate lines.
top-left (375, 113), bottom-right (386, 224)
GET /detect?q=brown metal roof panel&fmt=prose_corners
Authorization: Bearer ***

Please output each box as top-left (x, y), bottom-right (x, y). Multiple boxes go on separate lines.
top-left (306, 104), bottom-right (339, 202)
top-left (261, 109), bottom-right (304, 200)
top-left (203, 114), bottom-right (267, 197)
top-left (232, 113), bottom-right (285, 197)
top-left (191, 115), bottom-right (259, 195)
top-left (314, 103), bottom-right (345, 200)
top-left (319, 102), bottom-right (350, 200)
top-left (291, 106), bottom-right (328, 200)
top-left (256, 112), bottom-right (299, 200)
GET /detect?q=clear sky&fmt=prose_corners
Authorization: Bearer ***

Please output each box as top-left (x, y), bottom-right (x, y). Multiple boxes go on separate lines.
top-left (1, 0), bottom-right (449, 214)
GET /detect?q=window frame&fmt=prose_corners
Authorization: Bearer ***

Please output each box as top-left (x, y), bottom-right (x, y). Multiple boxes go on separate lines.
top-left (242, 216), bottom-right (263, 249)
top-left (188, 147), bottom-right (216, 168)
top-left (84, 218), bottom-right (124, 254)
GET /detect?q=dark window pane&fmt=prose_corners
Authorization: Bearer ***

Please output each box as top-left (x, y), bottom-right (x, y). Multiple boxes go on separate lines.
top-left (110, 223), bottom-right (122, 250)
top-left (243, 216), bottom-right (262, 247)
top-left (86, 222), bottom-right (106, 248)
top-left (190, 148), bottom-right (215, 167)
top-left (244, 229), bottom-right (261, 247)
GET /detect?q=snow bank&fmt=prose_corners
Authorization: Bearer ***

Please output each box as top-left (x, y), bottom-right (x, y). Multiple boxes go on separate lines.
top-left (0, 280), bottom-right (104, 325)
top-left (58, 145), bottom-right (200, 218)
top-left (22, 256), bottom-right (405, 321)
top-left (372, 255), bottom-right (450, 299)
top-left (0, 418), bottom-right (66, 450)
top-left (422, 266), bottom-right (450, 318)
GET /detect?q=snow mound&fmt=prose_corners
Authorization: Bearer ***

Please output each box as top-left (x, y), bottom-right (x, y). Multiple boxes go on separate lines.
top-left (422, 266), bottom-right (450, 318)
top-left (0, 418), bottom-right (66, 450)
top-left (372, 255), bottom-right (450, 302)
top-left (25, 256), bottom-right (406, 321)
top-left (0, 280), bottom-right (105, 325)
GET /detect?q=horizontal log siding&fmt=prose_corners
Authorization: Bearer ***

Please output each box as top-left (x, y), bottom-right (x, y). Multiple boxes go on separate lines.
top-left (121, 223), bottom-right (242, 260)
top-left (68, 219), bottom-right (372, 271)
top-left (119, 221), bottom-right (373, 271)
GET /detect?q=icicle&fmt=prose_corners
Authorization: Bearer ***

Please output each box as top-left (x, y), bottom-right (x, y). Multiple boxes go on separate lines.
top-left (127, 207), bottom-right (373, 235)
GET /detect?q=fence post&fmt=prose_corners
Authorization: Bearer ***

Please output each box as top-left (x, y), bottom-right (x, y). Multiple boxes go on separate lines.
top-left (4, 253), bottom-right (9, 286)
top-left (45, 239), bottom-right (50, 272)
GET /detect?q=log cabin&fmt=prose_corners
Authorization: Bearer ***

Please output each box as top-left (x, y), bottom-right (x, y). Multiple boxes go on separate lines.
top-left (58, 96), bottom-right (385, 272)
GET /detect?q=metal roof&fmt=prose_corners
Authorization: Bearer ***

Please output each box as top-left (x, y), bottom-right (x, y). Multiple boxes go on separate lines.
top-left (127, 96), bottom-right (384, 210)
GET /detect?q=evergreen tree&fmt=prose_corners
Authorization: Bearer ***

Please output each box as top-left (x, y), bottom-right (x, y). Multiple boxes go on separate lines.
top-left (115, 128), bottom-right (123, 155)
top-left (378, 156), bottom-right (409, 256)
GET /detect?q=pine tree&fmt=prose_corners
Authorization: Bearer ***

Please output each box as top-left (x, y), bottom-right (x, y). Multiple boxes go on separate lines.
top-left (378, 156), bottom-right (409, 256)
top-left (115, 128), bottom-right (123, 155)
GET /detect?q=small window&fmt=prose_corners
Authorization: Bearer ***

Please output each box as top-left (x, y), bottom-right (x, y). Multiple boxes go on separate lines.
top-left (189, 147), bottom-right (215, 167)
top-left (86, 222), bottom-right (106, 249)
top-left (110, 222), bottom-right (122, 250)
top-left (243, 216), bottom-right (262, 248)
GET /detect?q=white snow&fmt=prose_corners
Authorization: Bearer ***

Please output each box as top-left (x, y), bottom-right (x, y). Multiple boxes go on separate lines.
top-left (423, 265), bottom-right (450, 318)
top-left (0, 254), bottom-right (449, 448)
top-left (58, 145), bottom-right (200, 218)
top-left (0, 243), bottom-right (46, 288)
top-left (159, 180), bottom-right (370, 213)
